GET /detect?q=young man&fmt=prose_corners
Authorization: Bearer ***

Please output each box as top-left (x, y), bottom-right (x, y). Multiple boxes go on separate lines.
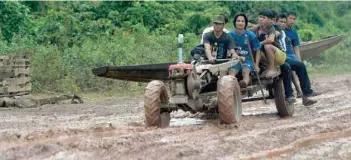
top-left (252, 10), bottom-right (285, 78)
top-left (203, 14), bottom-right (238, 62)
top-left (270, 13), bottom-right (294, 103)
top-left (201, 13), bottom-right (230, 44)
top-left (277, 13), bottom-right (321, 106)
top-left (228, 13), bottom-right (261, 87)
top-left (285, 12), bottom-right (303, 98)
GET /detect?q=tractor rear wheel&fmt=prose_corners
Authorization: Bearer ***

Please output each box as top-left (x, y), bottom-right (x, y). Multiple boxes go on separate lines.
top-left (218, 75), bottom-right (242, 124)
top-left (144, 80), bottom-right (170, 127)
top-left (273, 77), bottom-right (294, 117)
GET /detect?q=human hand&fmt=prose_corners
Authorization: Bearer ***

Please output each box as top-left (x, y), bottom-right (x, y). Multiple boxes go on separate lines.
top-left (240, 56), bottom-right (246, 62)
top-left (254, 65), bottom-right (260, 73)
top-left (231, 53), bottom-right (239, 59)
top-left (208, 56), bottom-right (216, 63)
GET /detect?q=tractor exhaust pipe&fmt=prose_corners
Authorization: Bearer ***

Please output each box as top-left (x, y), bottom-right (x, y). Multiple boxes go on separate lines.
top-left (178, 34), bottom-right (184, 63)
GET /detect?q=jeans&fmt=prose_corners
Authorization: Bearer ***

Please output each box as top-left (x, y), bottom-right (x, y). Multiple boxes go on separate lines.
top-left (280, 62), bottom-right (293, 98)
top-left (286, 59), bottom-right (313, 95)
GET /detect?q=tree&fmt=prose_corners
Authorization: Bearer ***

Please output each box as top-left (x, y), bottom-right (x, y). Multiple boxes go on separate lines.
top-left (0, 2), bottom-right (31, 42)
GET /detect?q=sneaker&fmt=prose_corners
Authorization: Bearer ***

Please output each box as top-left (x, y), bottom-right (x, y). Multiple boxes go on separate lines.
top-left (302, 96), bottom-right (317, 106)
top-left (286, 96), bottom-right (296, 104)
top-left (296, 91), bottom-right (303, 98)
top-left (305, 90), bottom-right (322, 97)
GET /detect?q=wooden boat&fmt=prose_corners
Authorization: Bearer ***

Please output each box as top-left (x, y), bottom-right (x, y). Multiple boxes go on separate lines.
top-left (300, 34), bottom-right (343, 59)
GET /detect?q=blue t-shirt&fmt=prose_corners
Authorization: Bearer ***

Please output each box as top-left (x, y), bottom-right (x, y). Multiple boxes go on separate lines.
top-left (229, 30), bottom-right (261, 61)
top-left (284, 28), bottom-right (300, 61)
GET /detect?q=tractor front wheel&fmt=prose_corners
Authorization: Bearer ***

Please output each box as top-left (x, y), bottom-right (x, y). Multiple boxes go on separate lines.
top-left (144, 80), bottom-right (170, 127)
top-left (218, 75), bottom-right (242, 125)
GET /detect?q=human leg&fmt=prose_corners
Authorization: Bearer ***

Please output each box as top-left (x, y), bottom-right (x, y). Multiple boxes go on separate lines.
top-left (280, 62), bottom-right (294, 103)
top-left (292, 71), bottom-right (303, 98)
top-left (287, 60), bottom-right (320, 106)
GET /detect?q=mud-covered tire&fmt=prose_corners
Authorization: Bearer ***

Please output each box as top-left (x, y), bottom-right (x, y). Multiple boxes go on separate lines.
top-left (273, 77), bottom-right (294, 117)
top-left (218, 75), bottom-right (242, 124)
top-left (267, 84), bottom-right (274, 99)
top-left (144, 80), bottom-right (170, 127)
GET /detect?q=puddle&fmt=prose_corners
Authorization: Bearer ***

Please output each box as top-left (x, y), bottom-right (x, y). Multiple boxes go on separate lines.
top-left (242, 110), bottom-right (278, 116)
top-left (242, 106), bottom-right (278, 116)
top-left (170, 118), bottom-right (206, 126)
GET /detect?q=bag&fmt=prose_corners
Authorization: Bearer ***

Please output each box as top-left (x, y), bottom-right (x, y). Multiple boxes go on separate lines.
top-left (190, 44), bottom-right (207, 60)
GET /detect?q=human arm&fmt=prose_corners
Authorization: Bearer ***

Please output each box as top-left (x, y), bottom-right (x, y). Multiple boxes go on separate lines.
top-left (229, 49), bottom-right (239, 59)
top-left (250, 33), bottom-right (262, 72)
top-left (203, 33), bottom-right (215, 60)
top-left (260, 34), bottom-right (275, 45)
top-left (228, 35), bottom-right (239, 59)
top-left (259, 26), bottom-right (276, 45)
top-left (254, 50), bottom-right (261, 72)
top-left (292, 30), bottom-right (301, 60)
top-left (294, 46), bottom-right (301, 60)
top-left (201, 27), bottom-right (211, 44)
top-left (204, 43), bottom-right (215, 60)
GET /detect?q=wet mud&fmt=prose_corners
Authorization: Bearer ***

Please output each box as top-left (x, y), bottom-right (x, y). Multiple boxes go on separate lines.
top-left (0, 75), bottom-right (351, 160)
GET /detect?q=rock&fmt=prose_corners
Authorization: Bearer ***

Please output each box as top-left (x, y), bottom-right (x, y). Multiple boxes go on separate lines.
top-left (0, 98), bottom-right (5, 107)
top-left (15, 98), bottom-right (38, 108)
top-left (2, 97), bottom-right (15, 107)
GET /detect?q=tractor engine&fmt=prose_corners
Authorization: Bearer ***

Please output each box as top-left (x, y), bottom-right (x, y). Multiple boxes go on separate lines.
top-left (168, 63), bottom-right (201, 105)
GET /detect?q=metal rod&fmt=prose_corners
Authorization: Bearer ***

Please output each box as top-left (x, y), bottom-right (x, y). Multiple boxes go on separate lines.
top-left (199, 91), bottom-right (217, 98)
top-left (245, 34), bottom-right (267, 104)
top-left (241, 96), bottom-right (274, 103)
top-left (201, 59), bottom-right (231, 63)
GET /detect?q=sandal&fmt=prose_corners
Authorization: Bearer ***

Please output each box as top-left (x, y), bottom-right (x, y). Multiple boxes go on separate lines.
top-left (265, 69), bottom-right (278, 78)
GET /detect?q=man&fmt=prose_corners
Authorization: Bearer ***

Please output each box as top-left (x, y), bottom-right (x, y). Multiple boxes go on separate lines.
top-left (252, 10), bottom-right (285, 78)
top-left (201, 13), bottom-right (230, 44)
top-left (228, 13), bottom-right (261, 88)
top-left (285, 12), bottom-right (303, 98)
top-left (277, 13), bottom-right (321, 106)
top-left (203, 14), bottom-right (238, 62)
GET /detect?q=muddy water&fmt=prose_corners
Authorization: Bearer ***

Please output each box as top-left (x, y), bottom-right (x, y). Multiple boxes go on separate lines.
top-left (170, 118), bottom-right (207, 126)
top-left (0, 76), bottom-right (351, 160)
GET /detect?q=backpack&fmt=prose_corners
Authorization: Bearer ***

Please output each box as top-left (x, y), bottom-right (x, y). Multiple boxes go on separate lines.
top-left (190, 44), bottom-right (207, 60)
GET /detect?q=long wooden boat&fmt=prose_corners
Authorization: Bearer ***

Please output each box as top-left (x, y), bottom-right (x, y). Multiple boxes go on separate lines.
top-left (300, 34), bottom-right (343, 59)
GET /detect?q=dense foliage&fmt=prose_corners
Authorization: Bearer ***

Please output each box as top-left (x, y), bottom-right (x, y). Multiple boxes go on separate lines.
top-left (0, 1), bottom-right (350, 93)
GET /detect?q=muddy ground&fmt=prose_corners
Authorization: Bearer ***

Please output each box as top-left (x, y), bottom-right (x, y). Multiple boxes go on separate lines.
top-left (1, 75), bottom-right (351, 160)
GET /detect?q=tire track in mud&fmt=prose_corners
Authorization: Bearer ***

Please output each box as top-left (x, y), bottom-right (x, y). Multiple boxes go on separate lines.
top-left (241, 128), bottom-right (351, 160)
top-left (0, 76), bottom-right (350, 160)
top-left (1, 106), bottom-right (351, 160)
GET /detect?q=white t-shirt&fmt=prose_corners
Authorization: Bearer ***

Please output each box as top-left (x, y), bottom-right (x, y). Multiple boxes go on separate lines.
top-left (200, 26), bottom-right (230, 44)
top-left (278, 30), bottom-right (287, 52)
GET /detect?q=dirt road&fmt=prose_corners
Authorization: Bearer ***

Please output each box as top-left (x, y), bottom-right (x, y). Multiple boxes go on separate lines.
top-left (1, 75), bottom-right (351, 160)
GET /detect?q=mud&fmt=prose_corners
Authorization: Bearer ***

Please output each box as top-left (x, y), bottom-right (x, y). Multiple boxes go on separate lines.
top-left (0, 75), bottom-right (351, 160)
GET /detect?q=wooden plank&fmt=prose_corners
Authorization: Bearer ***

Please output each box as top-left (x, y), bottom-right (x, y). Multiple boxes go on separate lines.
top-left (0, 56), bottom-right (9, 60)
top-left (3, 77), bottom-right (31, 86)
top-left (0, 86), bottom-right (8, 94)
top-left (0, 58), bottom-right (10, 67)
top-left (14, 68), bottom-right (30, 76)
top-left (4, 65), bottom-right (29, 68)
top-left (0, 66), bottom-right (14, 72)
top-left (7, 83), bottom-right (31, 93)
top-left (11, 59), bottom-right (29, 66)
top-left (0, 72), bottom-right (15, 80)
